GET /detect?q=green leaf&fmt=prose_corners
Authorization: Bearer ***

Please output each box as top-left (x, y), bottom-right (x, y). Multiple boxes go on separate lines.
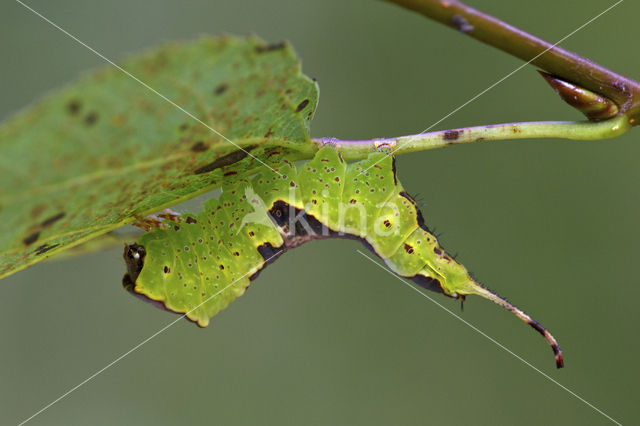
top-left (0, 35), bottom-right (319, 279)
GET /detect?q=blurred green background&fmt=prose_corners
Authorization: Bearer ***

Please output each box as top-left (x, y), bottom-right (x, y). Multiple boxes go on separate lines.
top-left (1, 1), bottom-right (638, 424)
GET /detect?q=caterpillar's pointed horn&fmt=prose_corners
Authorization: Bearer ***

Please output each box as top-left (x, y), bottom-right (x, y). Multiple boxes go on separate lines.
top-left (472, 285), bottom-right (564, 369)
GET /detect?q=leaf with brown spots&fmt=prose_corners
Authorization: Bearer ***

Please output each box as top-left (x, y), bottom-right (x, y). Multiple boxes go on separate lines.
top-left (0, 35), bottom-right (319, 279)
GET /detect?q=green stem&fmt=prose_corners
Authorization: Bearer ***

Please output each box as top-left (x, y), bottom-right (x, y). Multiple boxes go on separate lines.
top-left (385, 0), bottom-right (640, 123)
top-left (315, 117), bottom-right (630, 160)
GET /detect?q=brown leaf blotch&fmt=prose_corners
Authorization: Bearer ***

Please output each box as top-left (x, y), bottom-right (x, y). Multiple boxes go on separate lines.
top-left (84, 111), bottom-right (99, 126)
top-left (34, 243), bottom-right (60, 255)
top-left (30, 204), bottom-right (46, 219)
top-left (214, 83), bottom-right (229, 95)
top-left (194, 145), bottom-right (258, 175)
top-left (67, 99), bottom-right (82, 115)
top-left (23, 232), bottom-right (40, 246)
top-left (296, 99), bottom-right (310, 112)
top-left (41, 212), bottom-right (66, 227)
top-left (191, 141), bottom-right (208, 152)
top-left (255, 41), bottom-right (286, 53)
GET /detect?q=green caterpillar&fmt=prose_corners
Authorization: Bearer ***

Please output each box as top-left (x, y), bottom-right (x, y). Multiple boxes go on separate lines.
top-left (123, 145), bottom-right (564, 368)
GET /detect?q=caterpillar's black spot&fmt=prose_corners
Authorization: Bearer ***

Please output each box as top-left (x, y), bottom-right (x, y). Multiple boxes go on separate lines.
top-left (250, 242), bottom-right (286, 281)
top-left (194, 145), bottom-right (258, 174)
top-left (186, 216), bottom-right (198, 224)
top-left (191, 141), bottom-right (208, 152)
top-left (296, 99), bottom-right (309, 113)
top-left (214, 83), bottom-right (229, 95)
top-left (443, 129), bottom-right (461, 141)
top-left (41, 212), bottom-right (65, 227)
top-left (434, 247), bottom-right (442, 255)
top-left (269, 201), bottom-right (335, 245)
top-left (84, 111), bottom-right (98, 126)
top-left (256, 242), bottom-right (282, 263)
top-left (23, 232), bottom-right (40, 246)
top-left (164, 266), bottom-right (170, 273)
top-left (383, 219), bottom-right (391, 228)
top-left (67, 99), bottom-right (82, 115)
top-left (404, 243), bottom-right (414, 254)
top-left (34, 243), bottom-right (60, 255)
top-left (174, 225), bottom-right (180, 231)
top-left (412, 274), bottom-right (444, 295)
top-left (255, 41), bottom-right (286, 53)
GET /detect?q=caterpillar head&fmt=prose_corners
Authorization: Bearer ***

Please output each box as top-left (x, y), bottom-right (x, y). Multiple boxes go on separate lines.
top-left (122, 243), bottom-right (178, 316)
top-left (122, 243), bottom-right (146, 288)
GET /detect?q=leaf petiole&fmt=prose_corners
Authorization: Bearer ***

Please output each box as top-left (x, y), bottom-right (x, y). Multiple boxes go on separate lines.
top-left (315, 116), bottom-right (631, 160)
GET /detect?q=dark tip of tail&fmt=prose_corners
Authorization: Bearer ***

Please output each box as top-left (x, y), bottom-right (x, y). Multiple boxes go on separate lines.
top-left (528, 320), bottom-right (564, 369)
top-left (470, 283), bottom-right (564, 368)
